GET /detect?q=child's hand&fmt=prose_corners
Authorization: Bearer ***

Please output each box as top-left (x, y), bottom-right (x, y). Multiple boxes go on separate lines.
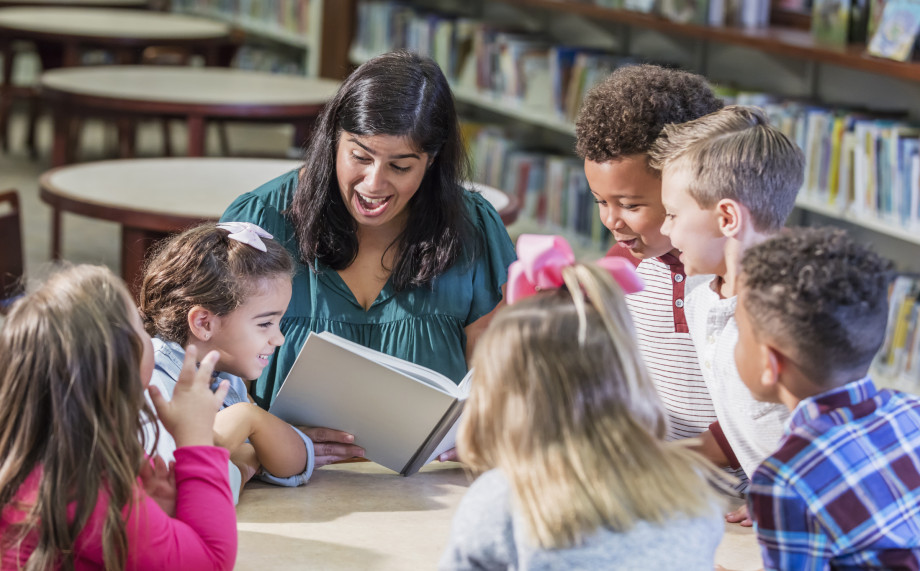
top-left (149, 346), bottom-right (229, 448)
top-left (725, 504), bottom-right (753, 527)
top-left (438, 447), bottom-right (459, 462)
top-left (140, 455), bottom-right (177, 517)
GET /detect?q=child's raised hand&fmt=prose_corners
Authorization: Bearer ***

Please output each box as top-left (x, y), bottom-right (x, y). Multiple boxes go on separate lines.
top-left (149, 346), bottom-right (229, 448)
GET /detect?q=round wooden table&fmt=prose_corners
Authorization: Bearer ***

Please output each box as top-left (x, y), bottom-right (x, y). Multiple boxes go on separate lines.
top-left (40, 66), bottom-right (341, 165)
top-left (0, 0), bottom-right (147, 7)
top-left (38, 158), bottom-right (520, 295)
top-left (0, 6), bottom-right (233, 152)
top-left (234, 461), bottom-right (762, 570)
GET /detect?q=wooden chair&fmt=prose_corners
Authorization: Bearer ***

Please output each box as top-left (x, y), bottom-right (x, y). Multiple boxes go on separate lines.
top-left (0, 189), bottom-right (25, 313)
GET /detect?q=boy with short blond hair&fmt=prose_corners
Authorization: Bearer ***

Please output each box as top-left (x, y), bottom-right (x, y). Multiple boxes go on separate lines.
top-left (649, 105), bottom-right (804, 488)
top-left (575, 64), bottom-right (724, 443)
top-left (736, 227), bottom-right (920, 569)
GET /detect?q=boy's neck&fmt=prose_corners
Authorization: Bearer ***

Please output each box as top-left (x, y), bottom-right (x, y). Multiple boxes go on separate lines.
top-left (715, 228), bottom-right (775, 299)
top-left (780, 369), bottom-right (871, 411)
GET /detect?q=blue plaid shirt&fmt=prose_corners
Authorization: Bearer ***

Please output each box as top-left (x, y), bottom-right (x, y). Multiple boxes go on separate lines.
top-left (749, 377), bottom-right (920, 570)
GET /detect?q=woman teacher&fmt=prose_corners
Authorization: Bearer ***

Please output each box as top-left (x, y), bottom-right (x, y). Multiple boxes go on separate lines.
top-left (221, 51), bottom-right (516, 464)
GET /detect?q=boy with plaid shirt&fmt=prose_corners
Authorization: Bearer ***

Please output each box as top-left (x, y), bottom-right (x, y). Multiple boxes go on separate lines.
top-left (735, 227), bottom-right (920, 570)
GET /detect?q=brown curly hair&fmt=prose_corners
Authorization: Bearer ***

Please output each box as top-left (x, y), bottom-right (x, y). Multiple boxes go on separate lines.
top-left (575, 64), bottom-right (723, 162)
top-left (740, 227), bottom-right (895, 384)
top-left (140, 223), bottom-right (294, 346)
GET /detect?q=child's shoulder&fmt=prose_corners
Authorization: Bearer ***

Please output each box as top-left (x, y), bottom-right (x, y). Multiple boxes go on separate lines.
top-left (465, 469), bottom-right (511, 506)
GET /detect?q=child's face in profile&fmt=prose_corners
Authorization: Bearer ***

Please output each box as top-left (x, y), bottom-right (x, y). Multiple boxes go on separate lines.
top-left (660, 165), bottom-right (726, 276)
top-left (125, 295), bottom-right (155, 388)
top-left (209, 275), bottom-right (292, 381)
top-left (734, 285), bottom-right (779, 403)
top-left (584, 155), bottom-right (676, 260)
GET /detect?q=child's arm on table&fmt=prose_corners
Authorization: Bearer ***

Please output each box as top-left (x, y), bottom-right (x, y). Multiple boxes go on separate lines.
top-left (214, 403), bottom-right (308, 479)
top-left (692, 426), bottom-right (753, 527)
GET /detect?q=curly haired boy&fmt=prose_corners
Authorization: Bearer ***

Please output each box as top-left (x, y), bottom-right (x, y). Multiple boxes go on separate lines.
top-left (575, 65), bottom-right (741, 492)
top-left (736, 227), bottom-right (920, 569)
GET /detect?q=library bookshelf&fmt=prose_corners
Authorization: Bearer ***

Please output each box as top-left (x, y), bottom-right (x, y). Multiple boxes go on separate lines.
top-left (171, 0), bottom-right (323, 74)
top-left (348, 0), bottom-right (920, 259)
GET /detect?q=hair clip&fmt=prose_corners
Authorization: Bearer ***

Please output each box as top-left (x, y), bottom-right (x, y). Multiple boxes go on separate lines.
top-left (506, 234), bottom-right (644, 304)
top-left (216, 222), bottom-right (273, 252)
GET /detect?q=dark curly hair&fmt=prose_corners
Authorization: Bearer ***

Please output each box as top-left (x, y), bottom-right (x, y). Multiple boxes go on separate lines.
top-left (740, 227), bottom-right (895, 384)
top-left (290, 50), bottom-right (472, 291)
top-left (140, 223), bottom-right (294, 346)
top-left (575, 64), bottom-right (723, 163)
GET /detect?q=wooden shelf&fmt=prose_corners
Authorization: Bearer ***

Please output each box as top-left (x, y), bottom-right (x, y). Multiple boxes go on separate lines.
top-left (451, 84), bottom-right (575, 136)
top-left (173, 0), bottom-right (325, 75)
top-left (498, 0), bottom-right (920, 83)
top-left (794, 196), bottom-right (920, 245)
top-left (181, 8), bottom-right (310, 49)
top-left (350, 46), bottom-right (576, 135)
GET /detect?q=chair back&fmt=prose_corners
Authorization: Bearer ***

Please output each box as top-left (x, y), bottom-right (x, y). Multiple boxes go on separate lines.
top-left (0, 189), bottom-right (25, 313)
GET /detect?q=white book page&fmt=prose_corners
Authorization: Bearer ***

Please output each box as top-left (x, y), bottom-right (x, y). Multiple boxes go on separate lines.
top-left (317, 331), bottom-right (460, 395)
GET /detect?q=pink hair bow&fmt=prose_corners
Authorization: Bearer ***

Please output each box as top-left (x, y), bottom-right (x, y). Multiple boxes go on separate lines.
top-left (216, 222), bottom-right (273, 252)
top-left (506, 234), bottom-right (644, 304)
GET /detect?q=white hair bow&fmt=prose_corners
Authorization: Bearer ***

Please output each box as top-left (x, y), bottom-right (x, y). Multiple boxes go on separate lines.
top-left (216, 222), bottom-right (273, 252)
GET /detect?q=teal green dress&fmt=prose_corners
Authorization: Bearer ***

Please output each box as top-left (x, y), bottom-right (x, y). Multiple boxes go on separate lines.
top-left (221, 169), bottom-right (517, 408)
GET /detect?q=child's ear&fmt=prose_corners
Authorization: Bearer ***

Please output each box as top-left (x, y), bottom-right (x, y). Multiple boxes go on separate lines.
top-left (187, 306), bottom-right (218, 342)
top-left (762, 345), bottom-right (782, 389)
top-left (716, 198), bottom-right (745, 238)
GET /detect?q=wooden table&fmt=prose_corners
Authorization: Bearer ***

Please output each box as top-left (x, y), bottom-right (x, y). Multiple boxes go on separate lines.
top-left (235, 461), bottom-right (763, 570)
top-left (0, 6), bottom-right (233, 152)
top-left (40, 66), bottom-right (340, 165)
top-left (0, 0), bottom-right (147, 7)
top-left (38, 158), bottom-right (521, 295)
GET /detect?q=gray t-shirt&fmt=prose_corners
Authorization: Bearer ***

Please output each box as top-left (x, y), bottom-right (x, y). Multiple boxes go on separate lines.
top-left (440, 469), bottom-right (724, 571)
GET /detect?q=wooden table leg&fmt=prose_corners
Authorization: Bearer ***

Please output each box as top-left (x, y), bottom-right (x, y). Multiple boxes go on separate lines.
top-left (50, 105), bottom-right (71, 167)
top-left (121, 226), bottom-right (166, 299)
top-left (0, 40), bottom-right (14, 153)
top-left (62, 43), bottom-right (80, 68)
top-left (50, 206), bottom-right (62, 260)
top-left (117, 118), bottom-right (137, 158)
top-left (187, 114), bottom-right (205, 157)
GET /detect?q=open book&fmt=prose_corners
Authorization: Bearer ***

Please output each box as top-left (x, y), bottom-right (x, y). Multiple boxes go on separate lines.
top-left (268, 331), bottom-right (472, 476)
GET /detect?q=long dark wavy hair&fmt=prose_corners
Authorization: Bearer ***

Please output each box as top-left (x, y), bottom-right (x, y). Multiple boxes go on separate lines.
top-left (290, 50), bottom-right (473, 291)
top-left (0, 265), bottom-right (155, 571)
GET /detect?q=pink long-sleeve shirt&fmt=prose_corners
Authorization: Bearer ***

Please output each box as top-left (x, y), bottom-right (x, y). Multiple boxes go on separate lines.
top-left (1, 446), bottom-right (237, 570)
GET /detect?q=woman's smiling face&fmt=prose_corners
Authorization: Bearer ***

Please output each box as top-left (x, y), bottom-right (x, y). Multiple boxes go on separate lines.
top-left (335, 132), bottom-right (430, 233)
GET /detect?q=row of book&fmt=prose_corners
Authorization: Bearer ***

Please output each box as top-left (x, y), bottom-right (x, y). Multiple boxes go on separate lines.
top-left (732, 91), bottom-right (920, 232)
top-left (172, 0), bottom-right (313, 39)
top-left (351, 0), bottom-right (630, 122)
top-left (234, 45), bottom-right (304, 74)
top-left (875, 274), bottom-right (920, 390)
top-left (464, 123), bottom-right (611, 252)
top-left (580, 0), bottom-right (771, 28)
top-left (350, 2), bottom-right (920, 237)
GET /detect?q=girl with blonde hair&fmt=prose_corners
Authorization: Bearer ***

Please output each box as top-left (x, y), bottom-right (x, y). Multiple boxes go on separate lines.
top-left (0, 264), bottom-right (236, 570)
top-left (441, 235), bottom-right (727, 570)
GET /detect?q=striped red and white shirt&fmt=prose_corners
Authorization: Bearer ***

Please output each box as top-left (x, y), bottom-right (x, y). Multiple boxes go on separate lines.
top-left (622, 253), bottom-right (717, 441)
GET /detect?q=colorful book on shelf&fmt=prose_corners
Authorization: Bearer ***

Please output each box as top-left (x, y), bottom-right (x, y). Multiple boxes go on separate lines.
top-left (625, 0), bottom-right (658, 13)
top-left (868, 0), bottom-right (888, 38)
top-left (873, 275), bottom-right (920, 391)
top-left (268, 331), bottom-right (471, 477)
top-left (894, 131), bottom-right (920, 225)
top-left (550, 46), bottom-right (583, 117)
top-left (911, 152), bottom-right (920, 228)
top-left (659, 0), bottom-right (710, 24)
top-left (867, 0), bottom-right (920, 61)
top-left (812, 0), bottom-right (853, 46)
